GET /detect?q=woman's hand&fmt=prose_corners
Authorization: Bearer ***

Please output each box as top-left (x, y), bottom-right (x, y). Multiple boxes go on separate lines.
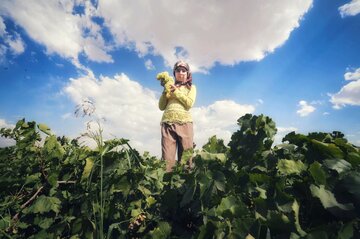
top-left (170, 84), bottom-right (177, 92)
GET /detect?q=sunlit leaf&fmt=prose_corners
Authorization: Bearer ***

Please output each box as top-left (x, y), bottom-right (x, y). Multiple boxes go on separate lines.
top-left (43, 135), bottom-right (65, 159)
top-left (138, 185), bottom-right (152, 196)
top-left (38, 123), bottom-right (52, 135)
top-left (198, 151), bottom-right (227, 162)
top-left (277, 159), bottom-right (306, 175)
top-left (81, 157), bottom-right (94, 181)
top-left (310, 184), bottom-right (354, 214)
top-left (131, 208), bottom-right (142, 217)
top-left (146, 196), bottom-right (156, 207)
top-left (292, 200), bottom-right (306, 236)
top-left (323, 159), bottom-right (352, 175)
top-left (255, 187), bottom-right (267, 199)
top-left (311, 140), bottom-right (344, 159)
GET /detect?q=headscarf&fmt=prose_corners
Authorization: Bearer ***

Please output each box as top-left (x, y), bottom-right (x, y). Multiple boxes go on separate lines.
top-left (173, 60), bottom-right (192, 87)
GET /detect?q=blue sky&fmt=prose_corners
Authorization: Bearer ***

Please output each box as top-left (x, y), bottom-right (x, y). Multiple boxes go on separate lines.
top-left (0, 0), bottom-right (359, 156)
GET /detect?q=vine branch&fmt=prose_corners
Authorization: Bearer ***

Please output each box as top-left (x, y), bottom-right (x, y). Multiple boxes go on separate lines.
top-left (12, 186), bottom-right (44, 221)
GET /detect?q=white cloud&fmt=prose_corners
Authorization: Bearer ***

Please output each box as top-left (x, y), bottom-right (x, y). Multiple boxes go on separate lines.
top-left (0, 119), bottom-right (13, 128)
top-left (0, 16), bottom-right (25, 57)
top-left (63, 74), bottom-right (255, 156)
top-left (5, 32), bottom-right (25, 54)
top-left (0, 0), bottom-right (112, 65)
top-left (64, 73), bottom-right (163, 156)
top-left (83, 37), bottom-right (113, 63)
top-left (0, 16), bottom-right (6, 36)
top-left (345, 131), bottom-right (360, 147)
top-left (356, 140), bottom-right (360, 146)
top-left (339, 0), bottom-right (360, 17)
top-left (145, 59), bottom-right (155, 70)
top-left (296, 100), bottom-right (316, 117)
top-left (330, 67), bottom-right (360, 109)
top-left (0, 118), bottom-right (15, 147)
top-left (98, 0), bottom-right (312, 71)
top-left (0, 0), bottom-right (312, 71)
top-left (344, 67), bottom-right (360, 81)
top-left (192, 100), bottom-right (255, 148)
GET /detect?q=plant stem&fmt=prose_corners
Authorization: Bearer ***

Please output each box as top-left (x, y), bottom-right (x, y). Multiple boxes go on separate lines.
top-left (100, 152), bottom-right (104, 239)
top-left (12, 186), bottom-right (44, 221)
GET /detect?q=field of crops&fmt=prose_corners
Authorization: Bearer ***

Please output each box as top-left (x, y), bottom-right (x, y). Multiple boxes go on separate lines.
top-left (1, 114), bottom-right (359, 238)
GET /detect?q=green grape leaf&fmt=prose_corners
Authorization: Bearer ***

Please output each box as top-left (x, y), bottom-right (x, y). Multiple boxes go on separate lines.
top-left (26, 195), bottom-right (61, 214)
top-left (277, 159), bottom-right (306, 175)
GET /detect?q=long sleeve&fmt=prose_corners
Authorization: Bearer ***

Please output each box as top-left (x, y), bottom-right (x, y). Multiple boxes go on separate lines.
top-left (159, 85), bottom-right (196, 124)
top-left (158, 91), bottom-right (168, 111)
top-left (173, 85), bottom-right (197, 110)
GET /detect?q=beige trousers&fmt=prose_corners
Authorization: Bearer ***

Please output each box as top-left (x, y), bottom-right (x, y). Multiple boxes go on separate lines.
top-left (161, 122), bottom-right (193, 172)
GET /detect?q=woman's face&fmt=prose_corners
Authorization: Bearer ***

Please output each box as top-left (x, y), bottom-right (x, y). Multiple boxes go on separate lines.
top-left (175, 67), bottom-right (188, 82)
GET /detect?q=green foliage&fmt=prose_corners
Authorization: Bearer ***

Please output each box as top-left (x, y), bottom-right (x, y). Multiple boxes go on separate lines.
top-left (1, 114), bottom-right (359, 238)
top-left (202, 135), bottom-right (228, 154)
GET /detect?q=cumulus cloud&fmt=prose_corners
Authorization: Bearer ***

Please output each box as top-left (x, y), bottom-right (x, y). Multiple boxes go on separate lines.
top-left (98, 0), bottom-right (312, 71)
top-left (0, 16), bottom-right (25, 58)
top-left (192, 100), bottom-right (255, 148)
top-left (63, 73), bottom-right (255, 156)
top-left (330, 67), bottom-right (360, 109)
top-left (0, 0), bottom-right (112, 65)
top-left (64, 73), bottom-right (163, 156)
top-left (339, 0), bottom-right (360, 17)
top-left (1, 0), bottom-right (312, 71)
top-left (296, 100), bottom-right (316, 117)
top-left (0, 118), bottom-right (15, 147)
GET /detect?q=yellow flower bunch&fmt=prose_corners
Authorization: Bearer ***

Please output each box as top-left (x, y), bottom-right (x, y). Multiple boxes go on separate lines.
top-left (156, 71), bottom-right (174, 98)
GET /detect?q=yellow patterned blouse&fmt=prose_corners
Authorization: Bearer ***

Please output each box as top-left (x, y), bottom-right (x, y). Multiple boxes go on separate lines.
top-left (159, 85), bottom-right (197, 124)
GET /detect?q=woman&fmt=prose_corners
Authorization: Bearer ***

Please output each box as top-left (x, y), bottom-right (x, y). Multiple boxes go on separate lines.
top-left (158, 60), bottom-right (197, 172)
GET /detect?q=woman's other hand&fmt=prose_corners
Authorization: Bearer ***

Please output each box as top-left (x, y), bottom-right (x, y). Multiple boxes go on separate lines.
top-left (170, 84), bottom-right (177, 92)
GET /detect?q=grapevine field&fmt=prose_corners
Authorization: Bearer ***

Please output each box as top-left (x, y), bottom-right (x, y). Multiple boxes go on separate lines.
top-left (0, 114), bottom-right (359, 238)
